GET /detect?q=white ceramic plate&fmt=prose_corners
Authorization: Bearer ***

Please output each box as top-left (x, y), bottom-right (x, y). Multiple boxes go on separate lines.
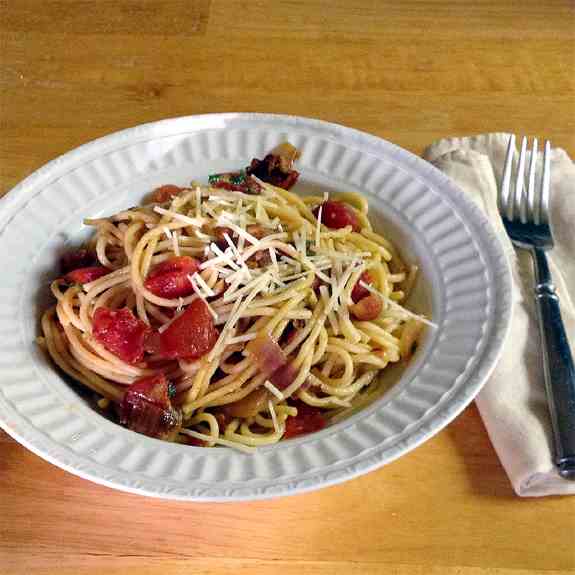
top-left (0, 114), bottom-right (511, 501)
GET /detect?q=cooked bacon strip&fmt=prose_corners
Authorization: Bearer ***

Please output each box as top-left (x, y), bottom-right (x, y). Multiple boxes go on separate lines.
top-left (119, 374), bottom-right (181, 439)
top-left (247, 333), bottom-right (286, 377)
top-left (246, 142), bottom-right (300, 190)
top-left (247, 333), bottom-right (298, 391)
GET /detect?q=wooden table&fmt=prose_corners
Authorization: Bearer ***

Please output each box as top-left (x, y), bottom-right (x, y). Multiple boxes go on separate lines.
top-left (1, 2), bottom-right (574, 574)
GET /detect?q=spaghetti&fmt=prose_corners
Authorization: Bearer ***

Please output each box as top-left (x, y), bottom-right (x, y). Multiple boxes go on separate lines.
top-left (39, 143), bottom-right (433, 452)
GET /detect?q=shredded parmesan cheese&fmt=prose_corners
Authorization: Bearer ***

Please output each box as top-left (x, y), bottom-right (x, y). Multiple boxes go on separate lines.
top-left (195, 187), bottom-right (202, 218)
top-left (153, 206), bottom-right (204, 227)
top-left (264, 380), bottom-right (284, 401)
top-left (191, 272), bottom-right (215, 297)
top-left (218, 216), bottom-right (260, 247)
top-left (227, 333), bottom-right (258, 345)
top-left (171, 230), bottom-right (180, 256)
top-left (315, 205), bottom-right (323, 249)
top-left (268, 399), bottom-right (280, 433)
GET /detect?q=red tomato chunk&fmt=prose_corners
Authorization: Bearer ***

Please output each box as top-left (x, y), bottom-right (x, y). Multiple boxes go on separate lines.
top-left (65, 266), bottom-right (110, 284)
top-left (144, 256), bottom-right (200, 299)
top-left (284, 402), bottom-right (326, 439)
top-left (151, 184), bottom-right (184, 203)
top-left (313, 200), bottom-right (360, 232)
top-left (159, 299), bottom-right (219, 360)
top-left (351, 271), bottom-right (374, 303)
top-left (92, 307), bottom-right (150, 364)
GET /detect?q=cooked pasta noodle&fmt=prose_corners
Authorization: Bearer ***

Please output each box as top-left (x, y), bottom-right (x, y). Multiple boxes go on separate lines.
top-left (39, 147), bottom-right (433, 451)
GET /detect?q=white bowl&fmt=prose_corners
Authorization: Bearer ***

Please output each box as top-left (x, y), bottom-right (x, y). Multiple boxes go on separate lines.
top-left (0, 114), bottom-right (512, 500)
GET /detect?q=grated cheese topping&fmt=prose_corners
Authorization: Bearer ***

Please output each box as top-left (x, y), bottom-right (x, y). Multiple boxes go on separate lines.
top-left (171, 230), bottom-right (180, 256)
top-left (268, 399), bottom-right (280, 434)
top-left (153, 206), bottom-right (204, 228)
top-left (264, 380), bottom-right (284, 401)
top-left (315, 205), bottom-right (323, 249)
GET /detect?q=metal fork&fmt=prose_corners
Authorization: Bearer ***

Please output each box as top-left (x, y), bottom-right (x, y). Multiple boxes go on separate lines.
top-left (499, 135), bottom-right (575, 480)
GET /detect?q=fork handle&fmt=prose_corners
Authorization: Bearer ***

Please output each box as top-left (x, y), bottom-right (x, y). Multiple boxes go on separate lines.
top-left (533, 248), bottom-right (575, 480)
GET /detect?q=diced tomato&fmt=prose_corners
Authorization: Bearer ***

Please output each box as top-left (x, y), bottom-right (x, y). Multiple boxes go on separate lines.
top-left (151, 184), bottom-right (183, 203)
top-left (126, 374), bottom-right (170, 408)
top-left (284, 402), bottom-right (326, 439)
top-left (212, 180), bottom-right (248, 192)
top-left (181, 435), bottom-right (206, 447)
top-left (65, 266), bottom-right (110, 284)
top-left (350, 293), bottom-right (382, 321)
top-left (92, 307), bottom-right (151, 364)
top-left (60, 249), bottom-right (97, 274)
top-left (144, 256), bottom-right (200, 299)
top-left (313, 200), bottom-right (360, 232)
top-left (119, 374), bottom-right (180, 438)
top-left (209, 172), bottom-right (264, 194)
top-left (143, 331), bottom-right (162, 355)
top-left (351, 271), bottom-right (374, 303)
top-left (159, 299), bottom-right (219, 360)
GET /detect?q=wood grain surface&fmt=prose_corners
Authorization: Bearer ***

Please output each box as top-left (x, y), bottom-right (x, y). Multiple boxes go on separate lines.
top-left (1, 1), bottom-right (574, 574)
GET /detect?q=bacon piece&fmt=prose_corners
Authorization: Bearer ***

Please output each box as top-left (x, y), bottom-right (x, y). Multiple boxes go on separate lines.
top-left (246, 142), bottom-right (300, 190)
top-left (248, 249), bottom-right (272, 269)
top-left (222, 388), bottom-right (269, 419)
top-left (247, 334), bottom-right (287, 377)
top-left (119, 374), bottom-right (180, 438)
top-left (246, 224), bottom-right (268, 239)
top-left (248, 333), bottom-right (298, 390)
top-left (92, 307), bottom-right (151, 364)
top-left (270, 362), bottom-right (298, 390)
top-left (213, 226), bottom-right (237, 250)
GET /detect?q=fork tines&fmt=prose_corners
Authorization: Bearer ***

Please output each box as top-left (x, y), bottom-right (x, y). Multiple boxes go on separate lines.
top-left (499, 135), bottom-right (551, 225)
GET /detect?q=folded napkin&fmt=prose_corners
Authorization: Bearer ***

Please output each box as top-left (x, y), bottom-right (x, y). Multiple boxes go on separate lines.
top-left (424, 133), bottom-right (575, 497)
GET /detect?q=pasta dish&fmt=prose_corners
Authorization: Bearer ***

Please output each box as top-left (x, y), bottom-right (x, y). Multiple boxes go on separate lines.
top-left (39, 143), bottom-right (432, 452)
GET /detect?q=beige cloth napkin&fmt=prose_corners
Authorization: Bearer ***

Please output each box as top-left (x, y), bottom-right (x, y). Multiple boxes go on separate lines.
top-left (424, 133), bottom-right (575, 497)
